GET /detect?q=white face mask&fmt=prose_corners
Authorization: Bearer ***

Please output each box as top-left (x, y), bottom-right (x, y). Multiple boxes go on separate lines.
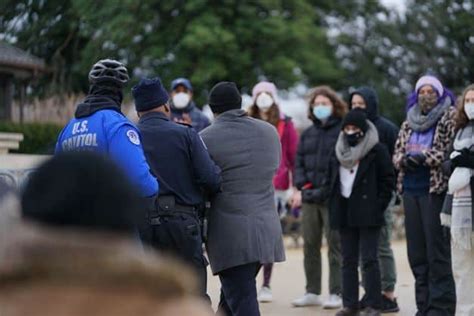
top-left (172, 92), bottom-right (191, 109)
top-left (256, 93), bottom-right (274, 111)
top-left (465, 103), bottom-right (474, 120)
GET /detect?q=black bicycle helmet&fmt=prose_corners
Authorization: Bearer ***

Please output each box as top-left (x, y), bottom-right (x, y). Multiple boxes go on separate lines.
top-left (88, 59), bottom-right (129, 86)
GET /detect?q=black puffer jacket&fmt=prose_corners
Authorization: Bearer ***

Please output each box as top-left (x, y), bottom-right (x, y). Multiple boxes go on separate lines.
top-left (294, 116), bottom-right (342, 203)
top-left (350, 87), bottom-right (399, 157)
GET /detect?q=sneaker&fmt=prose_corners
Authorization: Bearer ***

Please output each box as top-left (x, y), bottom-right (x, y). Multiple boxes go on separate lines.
top-left (258, 286), bottom-right (273, 303)
top-left (323, 294), bottom-right (342, 309)
top-left (381, 296), bottom-right (399, 313)
top-left (360, 307), bottom-right (381, 316)
top-left (336, 307), bottom-right (360, 316)
top-left (292, 293), bottom-right (323, 307)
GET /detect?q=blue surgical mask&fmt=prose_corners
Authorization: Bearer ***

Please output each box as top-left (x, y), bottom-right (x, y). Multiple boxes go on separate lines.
top-left (313, 105), bottom-right (333, 121)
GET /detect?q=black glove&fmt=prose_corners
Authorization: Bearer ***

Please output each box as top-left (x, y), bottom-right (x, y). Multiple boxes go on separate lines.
top-left (403, 154), bottom-right (426, 172)
top-left (402, 157), bottom-right (415, 172)
top-left (452, 149), bottom-right (474, 168)
top-left (441, 159), bottom-right (454, 176)
top-left (302, 188), bottom-right (325, 203)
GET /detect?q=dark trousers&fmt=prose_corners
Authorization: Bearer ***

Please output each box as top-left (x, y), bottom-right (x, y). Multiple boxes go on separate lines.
top-left (361, 196), bottom-right (397, 293)
top-left (217, 262), bottom-right (261, 316)
top-left (340, 226), bottom-right (382, 310)
top-left (403, 193), bottom-right (456, 316)
top-left (139, 213), bottom-right (208, 297)
top-left (262, 263), bottom-right (273, 287)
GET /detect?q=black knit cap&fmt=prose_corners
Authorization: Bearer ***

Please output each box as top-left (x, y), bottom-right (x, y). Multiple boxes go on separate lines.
top-left (208, 81), bottom-right (242, 114)
top-left (343, 108), bottom-right (369, 133)
top-left (132, 77), bottom-right (169, 112)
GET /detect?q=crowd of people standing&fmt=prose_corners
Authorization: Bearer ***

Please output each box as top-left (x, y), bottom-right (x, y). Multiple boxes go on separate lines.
top-left (2, 58), bottom-right (473, 316)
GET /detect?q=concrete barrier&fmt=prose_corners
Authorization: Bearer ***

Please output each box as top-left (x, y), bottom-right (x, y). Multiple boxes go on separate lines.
top-left (0, 133), bottom-right (24, 154)
top-left (0, 154), bottom-right (50, 190)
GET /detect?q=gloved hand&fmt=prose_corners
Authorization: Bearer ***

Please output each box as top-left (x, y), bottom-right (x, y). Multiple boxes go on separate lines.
top-left (302, 188), bottom-right (325, 203)
top-left (451, 148), bottom-right (474, 168)
top-left (441, 159), bottom-right (454, 176)
top-left (403, 153), bottom-right (425, 172)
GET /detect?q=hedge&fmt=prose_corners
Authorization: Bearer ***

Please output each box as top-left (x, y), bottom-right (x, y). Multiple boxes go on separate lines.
top-left (0, 121), bottom-right (64, 154)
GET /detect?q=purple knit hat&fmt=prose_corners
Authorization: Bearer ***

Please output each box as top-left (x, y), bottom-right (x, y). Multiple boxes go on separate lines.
top-left (252, 81), bottom-right (278, 103)
top-left (406, 74), bottom-right (456, 112)
top-left (415, 75), bottom-right (444, 96)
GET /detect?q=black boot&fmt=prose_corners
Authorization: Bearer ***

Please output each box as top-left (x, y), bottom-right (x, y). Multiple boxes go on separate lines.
top-left (381, 295), bottom-right (399, 313)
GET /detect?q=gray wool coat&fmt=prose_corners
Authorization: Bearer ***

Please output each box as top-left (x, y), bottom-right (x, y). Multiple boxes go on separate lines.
top-left (200, 109), bottom-right (286, 274)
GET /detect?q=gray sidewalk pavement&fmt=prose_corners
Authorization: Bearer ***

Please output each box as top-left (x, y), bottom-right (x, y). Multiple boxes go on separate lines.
top-left (207, 239), bottom-right (416, 315)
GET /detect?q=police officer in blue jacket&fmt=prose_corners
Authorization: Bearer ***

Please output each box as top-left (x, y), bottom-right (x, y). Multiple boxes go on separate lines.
top-left (132, 77), bottom-right (222, 298)
top-left (55, 59), bottom-right (158, 198)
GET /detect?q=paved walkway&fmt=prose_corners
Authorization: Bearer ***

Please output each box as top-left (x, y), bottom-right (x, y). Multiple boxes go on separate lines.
top-left (207, 239), bottom-right (416, 315)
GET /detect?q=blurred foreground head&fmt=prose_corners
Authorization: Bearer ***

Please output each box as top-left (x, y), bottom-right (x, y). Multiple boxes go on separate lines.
top-left (0, 222), bottom-right (210, 316)
top-left (21, 151), bottom-right (142, 233)
top-left (0, 152), bottom-right (212, 316)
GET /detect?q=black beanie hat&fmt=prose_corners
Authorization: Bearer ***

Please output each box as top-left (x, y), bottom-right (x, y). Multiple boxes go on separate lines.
top-left (132, 77), bottom-right (169, 112)
top-left (21, 151), bottom-right (142, 233)
top-left (343, 108), bottom-right (369, 133)
top-left (208, 81), bottom-right (242, 114)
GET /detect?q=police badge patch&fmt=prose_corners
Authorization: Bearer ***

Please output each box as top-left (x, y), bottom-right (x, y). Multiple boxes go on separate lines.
top-left (126, 130), bottom-right (140, 145)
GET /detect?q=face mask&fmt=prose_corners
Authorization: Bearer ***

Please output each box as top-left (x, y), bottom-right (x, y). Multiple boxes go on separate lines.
top-left (353, 107), bottom-right (367, 115)
top-left (345, 131), bottom-right (364, 147)
top-left (313, 105), bottom-right (333, 121)
top-left (256, 93), bottom-right (274, 111)
top-left (465, 103), bottom-right (474, 120)
top-left (418, 94), bottom-right (438, 113)
top-left (172, 92), bottom-right (191, 109)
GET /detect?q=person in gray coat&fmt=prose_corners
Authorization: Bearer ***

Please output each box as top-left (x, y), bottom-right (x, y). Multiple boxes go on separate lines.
top-left (200, 82), bottom-right (285, 316)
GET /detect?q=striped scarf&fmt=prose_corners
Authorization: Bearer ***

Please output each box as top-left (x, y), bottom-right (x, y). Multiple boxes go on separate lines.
top-left (444, 125), bottom-right (474, 250)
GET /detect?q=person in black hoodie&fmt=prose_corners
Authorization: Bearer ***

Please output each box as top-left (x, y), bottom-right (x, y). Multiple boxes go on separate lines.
top-left (291, 86), bottom-right (347, 309)
top-left (349, 87), bottom-right (399, 157)
top-left (349, 87), bottom-right (400, 312)
top-left (330, 109), bottom-right (395, 316)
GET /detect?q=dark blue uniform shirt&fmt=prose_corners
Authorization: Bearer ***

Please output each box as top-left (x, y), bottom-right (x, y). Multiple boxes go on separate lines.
top-left (138, 111), bottom-right (221, 206)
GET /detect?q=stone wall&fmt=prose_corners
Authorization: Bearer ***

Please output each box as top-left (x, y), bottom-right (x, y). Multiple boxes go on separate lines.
top-left (0, 154), bottom-right (49, 190)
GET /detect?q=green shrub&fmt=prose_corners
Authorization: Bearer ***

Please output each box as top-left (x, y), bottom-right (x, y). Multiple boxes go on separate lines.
top-left (0, 122), bottom-right (64, 154)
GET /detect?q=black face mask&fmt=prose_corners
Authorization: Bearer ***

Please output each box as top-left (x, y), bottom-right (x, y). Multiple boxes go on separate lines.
top-left (345, 132), bottom-right (364, 147)
top-left (354, 107), bottom-right (368, 115)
